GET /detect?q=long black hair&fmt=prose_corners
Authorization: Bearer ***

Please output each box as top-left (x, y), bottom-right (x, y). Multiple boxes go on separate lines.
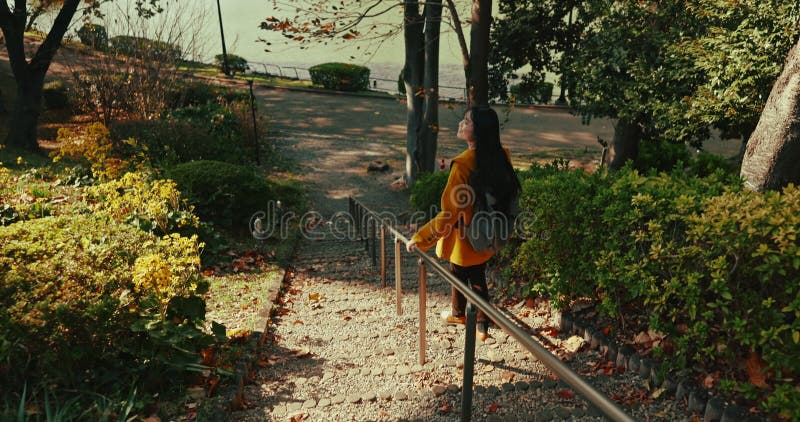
top-left (468, 106), bottom-right (520, 214)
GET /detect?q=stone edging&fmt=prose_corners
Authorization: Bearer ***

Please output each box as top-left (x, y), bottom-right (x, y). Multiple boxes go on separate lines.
top-left (558, 312), bottom-right (763, 422)
top-left (214, 268), bottom-right (291, 413)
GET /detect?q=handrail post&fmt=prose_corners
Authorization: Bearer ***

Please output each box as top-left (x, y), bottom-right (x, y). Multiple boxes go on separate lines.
top-left (380, 224), bottom-right (386, 287)
top-left (461, 303), bottom-right (478, 422)
top-left (364, 216), bottom-right (370, 253)
top-left (418, 258), bottom-right (427, 366)
top-left (371, 217), bottom-right (377, 266)
top-left (395, 237), bottom-right (403, 315)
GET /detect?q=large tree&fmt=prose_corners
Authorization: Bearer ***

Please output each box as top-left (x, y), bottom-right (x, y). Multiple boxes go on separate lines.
top-left (1, 0), bottom-right (81, 151)
top-left (0, 0), bottom-right (165, 151)
top-left (740, 38), bottom-right (800, 191)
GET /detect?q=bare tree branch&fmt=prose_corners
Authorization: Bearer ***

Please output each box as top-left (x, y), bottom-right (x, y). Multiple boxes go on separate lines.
top-left (445, 0), bottom-right (469, 75)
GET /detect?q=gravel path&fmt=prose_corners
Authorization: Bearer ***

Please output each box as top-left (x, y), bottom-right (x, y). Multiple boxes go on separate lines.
top-left (230, 95), bottom-right (697, 421)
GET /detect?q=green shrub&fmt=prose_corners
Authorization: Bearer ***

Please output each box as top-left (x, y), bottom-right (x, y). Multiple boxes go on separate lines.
top-left (109, 35), bottom-right (181, 61)
top-left (168, 160), bottom-right (300, 228)
top-left (42, 80), bottom-right (69, 109)
top-left (215, 53), bottom-right (249, 75)
top-left (89, 171), bottom-right (200, 236)
top-left (635, 140), bottom-right (692, 172)
top-left (76, 23), bottom-right (108, 51)
top-left (512, 165), bottom-right (800, 417)
top-left (410, 170), bottom-right (450, 221)
top-left (0, 215), bottom-right (209, 393)
top-left (309, 62), bottom-right (370, 92)
top-left (510, 78), bottom-right (554, 104)
top-left (165, 80), bottom-right (249, 109)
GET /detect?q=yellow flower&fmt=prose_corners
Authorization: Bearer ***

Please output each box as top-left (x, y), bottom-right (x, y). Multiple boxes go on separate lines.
top-left (16, 156), bottom-right (23, 165)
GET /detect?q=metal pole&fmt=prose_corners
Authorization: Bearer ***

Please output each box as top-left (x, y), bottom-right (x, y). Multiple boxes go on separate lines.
top-left (380, 225), bottom-right (386, 287)
top-left (364, 217), bottom-right (370, 253)
top-left (215, 0), bottom-right (230, 76)
top-left (371, 217), bottom-right (377, 266)
top-left (418, 258), bottom-right (427, 366)
top-left (247, 80), bottom-right (260, 165)
top-left (462, 303), bottom-right (478, 422)
top-left (395, 237), bottom-right (403, 315)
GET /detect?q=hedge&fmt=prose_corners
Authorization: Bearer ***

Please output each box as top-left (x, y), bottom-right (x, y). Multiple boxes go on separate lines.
top-left (309, 62), bottom-right (370, 92)
top-left (109, 35), bottom-right (181, 61)
top-left (508, 163), bottom-right (799, 417)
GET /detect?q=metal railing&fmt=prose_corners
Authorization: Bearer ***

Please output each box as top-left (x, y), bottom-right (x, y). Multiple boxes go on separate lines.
top-left (348, 197), bottom-right (635, 422)
top-left (246, 61), bottom-right (468, 100)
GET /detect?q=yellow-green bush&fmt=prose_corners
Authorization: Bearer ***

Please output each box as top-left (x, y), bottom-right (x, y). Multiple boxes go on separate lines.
top-left (0, 215), bottom-right (209, 393)
top-left (52, 122), bottom-right (147, 180)
top-left (89, 171), bottom-right (199, 236)
top-left (511, 164), bottom-right (799, 416)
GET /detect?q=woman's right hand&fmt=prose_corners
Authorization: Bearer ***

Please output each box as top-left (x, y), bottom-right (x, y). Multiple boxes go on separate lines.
top-left (406, 241), bottom-right (418, 253)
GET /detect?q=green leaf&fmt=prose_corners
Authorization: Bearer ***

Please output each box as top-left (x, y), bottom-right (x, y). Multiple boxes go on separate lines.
top-left (212, 320), bottom-right (227, 342)
top-left (793, 331), bottom-right (799, 344)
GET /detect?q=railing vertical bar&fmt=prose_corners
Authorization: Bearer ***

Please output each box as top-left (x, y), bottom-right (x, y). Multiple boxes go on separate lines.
top-left (380, 225), bottom-right (386, 287)
top-left (395, 237), bottom-right (403, 315)
top-left (418, 258), bottom-right (427, 366)
top-left (371, 217), bottom-right (377, 266)
top-left (461, 303), bottom-right (478, 422)
top-left (364, 216), bottom-right (370, 253)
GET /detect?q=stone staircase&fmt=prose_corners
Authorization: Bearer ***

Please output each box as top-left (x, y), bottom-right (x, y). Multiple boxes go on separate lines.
top-left (230, 218), bottom-right (680, 421)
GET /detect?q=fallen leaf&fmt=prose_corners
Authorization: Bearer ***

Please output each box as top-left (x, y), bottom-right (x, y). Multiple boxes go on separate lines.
top-left (438, 400), bottom-right (452, 413)
top-left (703, 371), bottom-right (719, 389)
top-left (542, 327), bottom-right (560, 337)
top-left (293, 320), bottom-right (304, 325)
top-left (651, 387), bottom-right (666, 399)
top-left (745, 352), bottom-right (770, 388)
top-left (483, 365), bottom-right (495, 373)
top-left (256, 360), bottom-right (269, 367)
top-left (556, 390), bottom-right (575, 399)
top-left (290, 413), bottom-right (306, 422)
top-left (343, 316), bottom-right (352, 321)
top-left (487, 402), bottom-right (500, 413)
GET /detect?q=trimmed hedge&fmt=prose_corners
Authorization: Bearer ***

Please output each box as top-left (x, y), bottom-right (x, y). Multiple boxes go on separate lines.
top-left (76, 23), bottom-right (108, 51)
top-left (509, 163), bottom-right (799, 417)
top-left (309, 62), bottom-right (370, 92)
top-left (215, 54), bottom-right (249, 75)
top-left (168, 160), bottom-right (302, 228)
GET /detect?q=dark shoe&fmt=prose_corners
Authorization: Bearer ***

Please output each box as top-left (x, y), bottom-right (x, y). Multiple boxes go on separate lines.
top-left (440, 310), bottom-right (465, 325)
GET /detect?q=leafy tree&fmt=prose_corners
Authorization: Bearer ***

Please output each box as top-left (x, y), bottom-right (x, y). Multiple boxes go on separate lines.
top-left (488, 0), bottom-right (577, 102)
top-left (0, 0), bottom-right (164, 151)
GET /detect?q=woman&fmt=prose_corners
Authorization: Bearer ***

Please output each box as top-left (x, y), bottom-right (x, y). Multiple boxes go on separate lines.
top-left (407, 106), bottom-right (520, 341)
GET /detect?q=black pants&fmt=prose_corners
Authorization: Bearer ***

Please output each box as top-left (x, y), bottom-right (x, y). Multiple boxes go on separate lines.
top-left (449, 262), bottom-right (489, 331)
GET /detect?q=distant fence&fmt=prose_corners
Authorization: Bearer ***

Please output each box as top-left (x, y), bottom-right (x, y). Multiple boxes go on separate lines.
top-left (244, 61), bottom-right (564, 105)
top-left (247, 61), bottom-right (468, 102)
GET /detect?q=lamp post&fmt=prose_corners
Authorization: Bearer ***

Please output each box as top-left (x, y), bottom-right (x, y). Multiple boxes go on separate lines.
top-left (215, 0), bottom-right (230, 76)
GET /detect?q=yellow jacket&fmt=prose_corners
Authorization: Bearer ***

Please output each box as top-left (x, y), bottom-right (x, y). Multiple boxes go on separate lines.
top-left (411, 148), bottom-right (510, 266)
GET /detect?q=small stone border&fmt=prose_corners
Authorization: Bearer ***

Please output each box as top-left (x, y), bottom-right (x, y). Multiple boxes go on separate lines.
top-left (558, 312), bottom-right (764, 422)
top-left (215, 268), bottom-right (291, 413)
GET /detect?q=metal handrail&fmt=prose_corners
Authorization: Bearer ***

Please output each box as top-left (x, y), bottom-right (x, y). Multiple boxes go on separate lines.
top-left (349, 197), bottom-right (634, 422)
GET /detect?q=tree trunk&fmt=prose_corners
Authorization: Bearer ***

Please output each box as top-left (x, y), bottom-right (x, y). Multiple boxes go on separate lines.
top-left (467, 0), bottom-right (492, 108)
top-left (403, 1), bottom-right (425, 185)
top-left (607, 117), bottom-right (641, 170)
top-left (740, 40), bottom-right (800, 192)
top-left (6, 71), bottom-right (45, 150)
top-left (419, 0), bottom-right (442, 175)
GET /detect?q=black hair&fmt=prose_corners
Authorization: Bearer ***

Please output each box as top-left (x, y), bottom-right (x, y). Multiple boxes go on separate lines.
top-left (468, 106), bottom-right (521, 214)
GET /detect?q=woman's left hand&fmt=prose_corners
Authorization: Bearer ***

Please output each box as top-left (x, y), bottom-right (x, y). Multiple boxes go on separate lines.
top-left (406, 241), bottom-right (418, 253)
